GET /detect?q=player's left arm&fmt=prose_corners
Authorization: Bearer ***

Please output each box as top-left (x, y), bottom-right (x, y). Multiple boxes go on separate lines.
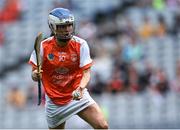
top-left (72, 40), bottom-right (92, 100)
top-left (72, 68), bottom-right (91, 100)
top-left (79, 68), bottom-right (91, 89)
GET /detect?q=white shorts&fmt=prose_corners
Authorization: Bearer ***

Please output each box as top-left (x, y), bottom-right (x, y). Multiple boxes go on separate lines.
top-left (45, 89), bottom-right (95, 128)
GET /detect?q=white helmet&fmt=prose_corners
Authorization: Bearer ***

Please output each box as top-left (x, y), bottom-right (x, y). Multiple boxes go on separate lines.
top-left (48, 8), bottom-right (75, 41)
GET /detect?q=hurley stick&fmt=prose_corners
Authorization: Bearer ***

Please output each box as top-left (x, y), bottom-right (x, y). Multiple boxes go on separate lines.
top-left (34, 32), bottom-right (43, 105)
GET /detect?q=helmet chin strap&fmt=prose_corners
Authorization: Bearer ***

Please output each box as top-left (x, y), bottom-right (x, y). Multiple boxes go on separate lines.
top-left (53, 30), bottom-right (73, 46)
top-left (55, 35), bottom-right (70, 47)
top-left (57, 36), bottom-right (70, 42)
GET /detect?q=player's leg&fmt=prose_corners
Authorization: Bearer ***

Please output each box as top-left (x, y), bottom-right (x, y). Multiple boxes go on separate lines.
top-left (49, 121), bottom-right (66, 129)
top-left (77, 103), bottom-right (108, 129)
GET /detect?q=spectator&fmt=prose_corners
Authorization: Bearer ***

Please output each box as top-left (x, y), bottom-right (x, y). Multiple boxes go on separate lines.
top-left (149, 68), bottom-right (169, 96)
top-left (138, 62), bottom-right (153, 92)
top-left (171, 13), bottom-right (180, 37)
top-left (152, 0), bottom-right (166, 11)
top-left (91, 46), bottom-right (113, 84)
top-left (121, 17), bottom-right (137, 38)
top-left (107, 68), bottom-right (124, 93)
top-left (89, 73), bottom-right (106, 94)
top-left (121, 35), bottom-right (144, 63)
top-left (26, 85), bottom-right (45, 106)
top-left (154, 15), bottom-right (167, 38)
top-left (166, 0), bottom-right (180, 12)
top-left (0, 0), bottom-right (22, 23)
top-left (138, 16), bottom-right (155, 39)
top-left (6, 87), bottom-right (26, 109)
top-left (0, 29), bottom-right (5, 46)
top-left (127, 64), bottom-right (140, 93)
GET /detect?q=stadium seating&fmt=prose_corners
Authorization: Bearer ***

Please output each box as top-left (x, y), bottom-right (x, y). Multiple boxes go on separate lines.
top-left (0, 0), bottom-right (180, 129)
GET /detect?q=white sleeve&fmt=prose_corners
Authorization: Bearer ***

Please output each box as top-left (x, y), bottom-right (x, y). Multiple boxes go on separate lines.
top-left (80, 41), bottom-right (92, 68)
top-left (29, 42), bottom-right (43, 65)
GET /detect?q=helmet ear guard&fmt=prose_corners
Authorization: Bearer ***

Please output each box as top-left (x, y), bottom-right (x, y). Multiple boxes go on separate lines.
top-left (48, 23), bottom-right (54, 33)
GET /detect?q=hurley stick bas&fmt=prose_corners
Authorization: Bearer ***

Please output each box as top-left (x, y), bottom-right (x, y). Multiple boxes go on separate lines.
top-left (34, 32), bottom-right (43, 105)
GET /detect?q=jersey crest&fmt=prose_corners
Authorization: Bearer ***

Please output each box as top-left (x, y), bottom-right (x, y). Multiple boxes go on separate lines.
top-left (47, 53), bottom-right (54, 61)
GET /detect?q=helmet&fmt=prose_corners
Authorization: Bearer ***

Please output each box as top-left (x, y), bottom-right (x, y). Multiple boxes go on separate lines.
top-left (48, 8), bottom-right (75, 41)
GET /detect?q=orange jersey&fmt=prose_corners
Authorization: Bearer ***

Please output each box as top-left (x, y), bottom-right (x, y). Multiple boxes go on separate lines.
top-left (29, 36), bottom-right (92, 105)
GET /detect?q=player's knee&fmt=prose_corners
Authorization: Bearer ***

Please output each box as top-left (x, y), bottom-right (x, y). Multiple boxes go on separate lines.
top-left (95, 120), bottom-right (108, 129)
top-left (101, 121), bottom-right (108, 129)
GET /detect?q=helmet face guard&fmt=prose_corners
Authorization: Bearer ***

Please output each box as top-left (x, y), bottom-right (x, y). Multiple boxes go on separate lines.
top-left (48, 8), bottom-right (75, 41)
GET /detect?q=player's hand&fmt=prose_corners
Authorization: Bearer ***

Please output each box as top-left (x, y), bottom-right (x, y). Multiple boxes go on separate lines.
top-left (72, 87), bottom-right (84, 100)
top-left (32, 69), bottom-right (43, 81)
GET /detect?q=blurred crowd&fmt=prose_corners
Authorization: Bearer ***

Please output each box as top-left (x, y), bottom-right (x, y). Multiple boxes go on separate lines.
top-left (1, 0), bottom-right (180, 109)
top-left (76, 0), bottom-right (180, 97)
top-left (0, 0), bottom-right (22, 46)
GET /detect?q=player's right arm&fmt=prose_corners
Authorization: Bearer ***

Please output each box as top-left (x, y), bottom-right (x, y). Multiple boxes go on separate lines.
top-left (29, 41), bottom-right (44, 82)
top-left (31, 68), bottom-right (43, 81)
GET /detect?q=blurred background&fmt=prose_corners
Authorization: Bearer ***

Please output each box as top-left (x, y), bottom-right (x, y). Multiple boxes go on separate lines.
top-left (0, 0), bottom-right (180, 129)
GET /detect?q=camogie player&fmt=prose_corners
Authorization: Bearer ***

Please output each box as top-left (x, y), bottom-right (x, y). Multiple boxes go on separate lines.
top-left (29, 8), bottom-right (108, 129)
